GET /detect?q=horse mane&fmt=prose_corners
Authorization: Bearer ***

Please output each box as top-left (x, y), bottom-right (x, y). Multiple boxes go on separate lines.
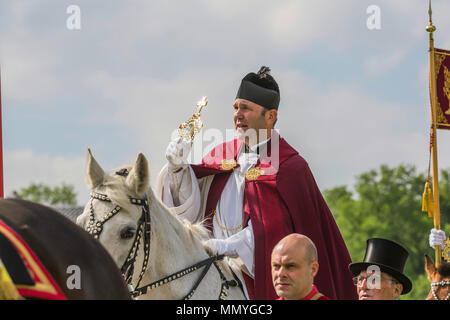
top-left (181, 219), bottom-right (211, 242)
top-left (437, 261), bottom-right (450, 278)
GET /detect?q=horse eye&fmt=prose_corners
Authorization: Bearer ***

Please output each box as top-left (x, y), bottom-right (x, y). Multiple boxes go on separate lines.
top-left (120, 227), bottom-right (136, 240)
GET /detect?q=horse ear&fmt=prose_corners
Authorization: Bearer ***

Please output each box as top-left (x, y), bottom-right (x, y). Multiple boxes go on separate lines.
top-left (126, 153), bottom-right (149, 196)
top-left (86, 148), bottom-right (105, 189)
top-left (425, 254), bottom-right (437, 279)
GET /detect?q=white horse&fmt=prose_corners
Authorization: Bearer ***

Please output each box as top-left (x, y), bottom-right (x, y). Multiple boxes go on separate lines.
top-left (76, 149), bottom-right (246, 300)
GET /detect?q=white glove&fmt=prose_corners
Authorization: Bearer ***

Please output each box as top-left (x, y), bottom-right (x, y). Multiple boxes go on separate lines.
top-left (429, 228), bottom-right (447, 250)
top-left (165, 137), bottom-right (192, 171)
top-left (202, 238), bottom-right (238, 258)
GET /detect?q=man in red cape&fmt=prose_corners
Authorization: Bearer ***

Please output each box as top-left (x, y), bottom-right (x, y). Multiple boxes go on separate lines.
top-left (157, 66), bottom-right (356, 300)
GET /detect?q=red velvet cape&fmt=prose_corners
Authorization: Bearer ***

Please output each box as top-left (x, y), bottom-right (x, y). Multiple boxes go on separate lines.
top-left (191, 136), bottom-right (357, 300)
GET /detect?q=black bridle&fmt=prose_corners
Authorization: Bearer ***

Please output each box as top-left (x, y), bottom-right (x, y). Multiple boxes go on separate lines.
top-left (130, 253), bottom-right (239, 300)
top-left (88, 188), bottom-right (241, 300)
top-left (88, 191), bottom-right (151, 289)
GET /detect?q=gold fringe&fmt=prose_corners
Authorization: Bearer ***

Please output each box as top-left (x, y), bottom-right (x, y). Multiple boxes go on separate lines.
top-left (422, 181), bottom-right (434, 218)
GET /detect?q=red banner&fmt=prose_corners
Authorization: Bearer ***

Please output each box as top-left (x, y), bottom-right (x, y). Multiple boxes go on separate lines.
top-left (434, 48), bottom-right (450, 130)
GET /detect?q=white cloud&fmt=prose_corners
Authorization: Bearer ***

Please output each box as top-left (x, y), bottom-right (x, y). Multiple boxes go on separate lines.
top-left (276, 70), bottom-right (435, 190)
top-left (0, 1), bottom-right (65, 102)
top-left (1, 44), bottom-right (63, 102)
top-left (267, 1), bottom-right (358, 53)
top-left (83, 67), bottom-right (241, 187)
top-left (364, 49), bottom-right (406, 76)
top-left (98, 0), bottom-right (368, 60)
top-left (4, 149), bottom-right (89, 205)
top-left (374, 0), bottom-right (450, 52)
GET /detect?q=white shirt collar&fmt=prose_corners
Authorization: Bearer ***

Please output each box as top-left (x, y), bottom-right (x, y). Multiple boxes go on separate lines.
top-left (249, 137), bottom-right (270, 153)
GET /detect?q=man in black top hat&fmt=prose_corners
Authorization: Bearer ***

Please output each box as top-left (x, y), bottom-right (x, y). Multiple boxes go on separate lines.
top-left (349, 238), bottom-right (413, 300)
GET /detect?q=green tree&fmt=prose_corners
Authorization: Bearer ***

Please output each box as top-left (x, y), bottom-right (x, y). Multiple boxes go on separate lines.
top-left (324, 164), bottom-right (450, 300)
top-left (13, 182), bottom-right (77, 206)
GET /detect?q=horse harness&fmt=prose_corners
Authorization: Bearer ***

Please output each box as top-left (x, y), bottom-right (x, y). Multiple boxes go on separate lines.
top-left (88, 182), bottom-right (240, 300)
top-left (130, 254), bottom-right (240, 300)
top-left (431, 280), bottom-right (450, 300)
top-left (88, 191), bottom-right (151, 291)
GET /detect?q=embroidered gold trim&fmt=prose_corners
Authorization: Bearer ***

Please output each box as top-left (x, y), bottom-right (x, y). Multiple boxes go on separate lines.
top-left (310, 292), bottom-right (324, 300)
top-left (435, 52), bottom-right (447, 80)
top-left (0, 223), bottom-right (58, 296)
top-left (443, 238), bottom-right (450, 263)
top-left (443, 66), bottom-right (450, 117)
top-left (245, 167), bottom-right (263, 180)
top-left (220, 159), bottom-right (237, 171)
top-left (437, 100), bottom-right (449, 124)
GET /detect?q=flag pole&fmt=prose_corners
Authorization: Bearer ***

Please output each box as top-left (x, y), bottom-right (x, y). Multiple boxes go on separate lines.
top-left (0, 67), bottom-right (3, 199)
top-left (426, 0), bottom-right (442, 266)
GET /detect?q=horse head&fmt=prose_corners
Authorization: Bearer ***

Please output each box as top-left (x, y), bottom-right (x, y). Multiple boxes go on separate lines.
top-left (77, 149), bottom-right (245, 300)
top-left (77, 149), bottom-right (150, 270)
top-left (425, 254), bottom-right (450, 300)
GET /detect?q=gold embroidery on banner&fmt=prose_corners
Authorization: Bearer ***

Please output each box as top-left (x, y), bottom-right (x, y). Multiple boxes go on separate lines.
top-left (444, 66), bottom-right (450, 116)
top-left (435, 52), bottom-right (446, 80)
top-left (443, 238), bottom-right (450, 263)
top-left (434, 52), bottom-right (450, 127)
top-left (437, 101), bottom-right (448, 124)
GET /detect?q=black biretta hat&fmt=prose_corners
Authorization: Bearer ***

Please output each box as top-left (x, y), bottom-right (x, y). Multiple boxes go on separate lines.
top-left (348, 238), bottom-right (412, 295)
top-left (235, 66), bottom-right (280, 110)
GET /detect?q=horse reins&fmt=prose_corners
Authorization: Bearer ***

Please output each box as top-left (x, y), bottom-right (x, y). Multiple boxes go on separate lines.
top-left (130, 253), bottom-right (239, 300)
top-left (88, 178), bottom-right (240, 300)
top-left (431, 280), bottom-right (450, 300)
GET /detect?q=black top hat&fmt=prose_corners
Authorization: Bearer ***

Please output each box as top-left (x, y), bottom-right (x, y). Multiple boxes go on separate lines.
top-left (348, 238), bottom-right (412, 295)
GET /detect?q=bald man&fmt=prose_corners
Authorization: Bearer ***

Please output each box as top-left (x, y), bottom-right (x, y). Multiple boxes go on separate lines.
top-left (271, 234), bottom-right (330, 300)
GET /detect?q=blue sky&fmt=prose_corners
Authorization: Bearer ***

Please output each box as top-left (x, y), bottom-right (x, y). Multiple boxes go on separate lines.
top-left (2, 0), bottom-right (450, 206)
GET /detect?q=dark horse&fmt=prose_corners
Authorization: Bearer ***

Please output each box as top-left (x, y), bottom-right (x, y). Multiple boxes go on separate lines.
top-left (0, 199), bottom-right (130, 300)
